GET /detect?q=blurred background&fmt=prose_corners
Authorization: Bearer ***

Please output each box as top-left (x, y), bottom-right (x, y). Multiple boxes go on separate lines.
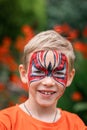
top-left (0, 0), bottom-right (87, 124)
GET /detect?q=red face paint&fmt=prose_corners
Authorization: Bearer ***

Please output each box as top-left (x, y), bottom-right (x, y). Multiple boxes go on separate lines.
top-left (28, 50), bottom-right (68, 87)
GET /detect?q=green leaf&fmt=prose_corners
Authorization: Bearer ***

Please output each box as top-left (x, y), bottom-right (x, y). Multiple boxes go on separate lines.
top-left (73, 102), bottom-right (87, 112)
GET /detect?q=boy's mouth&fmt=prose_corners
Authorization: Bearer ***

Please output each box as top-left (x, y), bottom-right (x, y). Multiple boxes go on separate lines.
top-left (38, 90), bottom-right (56, 95)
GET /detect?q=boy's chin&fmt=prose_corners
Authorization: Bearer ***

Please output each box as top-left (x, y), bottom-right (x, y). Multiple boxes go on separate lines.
top-left (36, 100), bottom-right (57, 108)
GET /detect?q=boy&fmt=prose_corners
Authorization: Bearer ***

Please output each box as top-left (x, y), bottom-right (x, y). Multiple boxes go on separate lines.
top-left (0, 30), bottom-right (86, 130)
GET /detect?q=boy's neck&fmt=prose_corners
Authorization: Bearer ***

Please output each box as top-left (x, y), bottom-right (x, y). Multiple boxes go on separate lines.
top-left (27, 98), bottom-right (56, 114)
top-left (21, 99), bottom-right (61, 123)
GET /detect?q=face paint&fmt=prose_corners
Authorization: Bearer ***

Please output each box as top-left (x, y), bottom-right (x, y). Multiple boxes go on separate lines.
top-left (28, 50), bottom-right (68, 87)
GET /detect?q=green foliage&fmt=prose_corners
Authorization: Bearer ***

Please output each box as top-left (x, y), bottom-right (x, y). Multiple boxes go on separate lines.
top-left (0, 0), bottom-right (47, 41)
top-left (47, 0), bottom-right (87, 30)
top-left (75, 52), bottom-right (87, 94)
top-left (0, 0), bottom-right (21, 40)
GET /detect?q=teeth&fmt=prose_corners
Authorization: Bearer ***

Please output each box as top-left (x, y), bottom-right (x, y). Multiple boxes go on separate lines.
top-left (45, 92), bottom-right (50, 95)
top-left (41, 91), bottom-right (55, 95)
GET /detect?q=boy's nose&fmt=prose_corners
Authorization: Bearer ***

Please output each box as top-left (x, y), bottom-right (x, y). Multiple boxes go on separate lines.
top-left (42, 77), bottom-right (55, 87)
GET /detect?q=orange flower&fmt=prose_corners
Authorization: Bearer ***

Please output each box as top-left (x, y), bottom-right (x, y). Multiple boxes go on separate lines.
top-left (62, 24), bottom-right (71, 33)
top-left (74, 41), bottom-right (87, 58)
top-left (54, 24), bottom-right (71, 34)
top-left (54, 25), bottom-right (64, 34)
top-left (15, 30), bottom-right (34, 52)
top-left (71, 92), bottom-right (83, 101)
top-left (21, 25), bottom-right (34, 37)
top-left (68, 29), bottom-right (79, 40)
top-left (74, 41), bottom-right (86, 52)
top-left (10, 74), bottom-right (20, 83)
top-left (15, 36), bottom-right (25, 52)
top-left (0, 46), bottom-right (9, 55)
top-left (2, 37), bottom-right (12, 48)
top-left (9, 62), bottom-right (18, 72)
top-left (2, 55), bottom-right (18, 71)
top-left (82, 45), bottom-right (87, 58)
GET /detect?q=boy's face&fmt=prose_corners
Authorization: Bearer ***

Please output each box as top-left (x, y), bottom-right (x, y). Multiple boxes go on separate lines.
top-left (26, 50), bottom-right (69, 106)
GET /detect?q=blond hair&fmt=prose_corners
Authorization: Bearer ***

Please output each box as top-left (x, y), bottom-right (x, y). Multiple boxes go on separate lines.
top-left (23, 30), bottom-right (75, 71)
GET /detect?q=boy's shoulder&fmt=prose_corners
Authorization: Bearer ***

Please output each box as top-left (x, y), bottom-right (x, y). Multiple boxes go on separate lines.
top-left (0, 105), bottom-right (19, 116)
top-left (60, 108), bottom-right (85, 126)
top-left (0, 104), bottom-right (27, 129)
top-left (61, 108), bottom-right (81, 119)
top-left (0, 105), bottom-right (20, 126)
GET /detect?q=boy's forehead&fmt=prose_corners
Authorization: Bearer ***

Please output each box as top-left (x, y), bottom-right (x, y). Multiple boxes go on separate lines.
top-left (38, 50), bottom-right (57, 67)
top-left (29, 50), bottom-right (68, 67)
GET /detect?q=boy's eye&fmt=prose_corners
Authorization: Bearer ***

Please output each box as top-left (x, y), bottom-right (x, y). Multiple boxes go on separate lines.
top-left (32, 69), bottom-right (45, 76)
top-left (31, 66), bottom-right (45, 76)
top-left (55, 71), bottom-right (64, 75)
top-left (53, 71), bottom-right (65, 78)
top-left (34, 70), bottom-right (43, 74)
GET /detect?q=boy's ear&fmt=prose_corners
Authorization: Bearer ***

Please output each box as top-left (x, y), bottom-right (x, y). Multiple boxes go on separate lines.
top-left (66, 68), bottom-right (75, 87)
top-left (19, 64), bottom-right (27, 84)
